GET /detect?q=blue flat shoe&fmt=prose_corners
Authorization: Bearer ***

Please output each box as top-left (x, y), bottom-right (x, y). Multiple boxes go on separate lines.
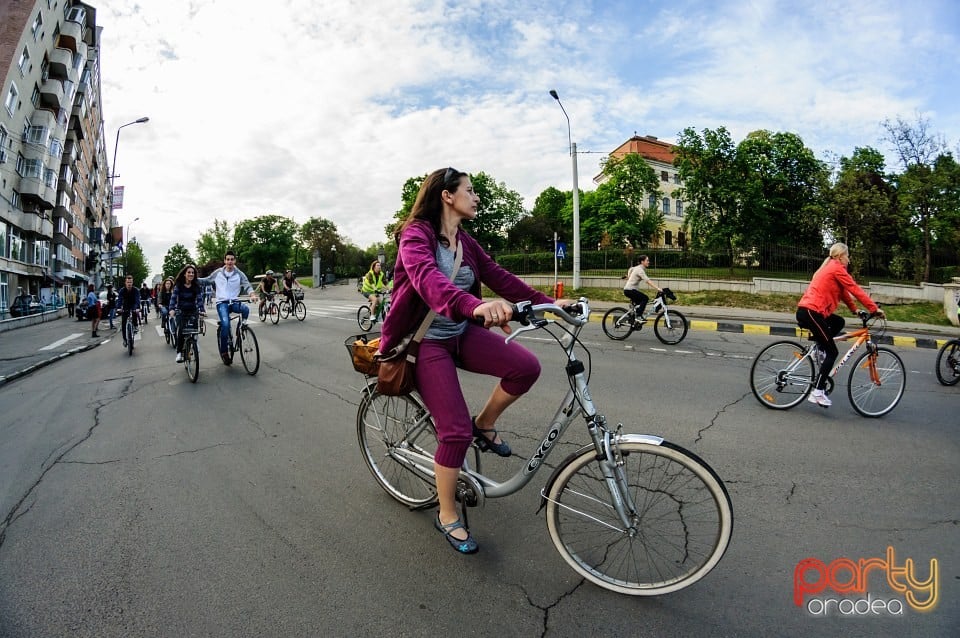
top-left (435, 514), bottom-right (479, 554)
top-left (472, 417), bottom-right (511, 457)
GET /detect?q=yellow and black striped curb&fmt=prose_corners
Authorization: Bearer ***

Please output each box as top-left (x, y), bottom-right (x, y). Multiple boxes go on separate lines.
top-left (585, 312), bottom-right (951, 350)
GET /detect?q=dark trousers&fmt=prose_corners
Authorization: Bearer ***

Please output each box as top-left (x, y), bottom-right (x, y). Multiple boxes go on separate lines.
top-left (796, 308), bottom-right (845, 390)
top-left (624, 289), bottom-right (649, 315)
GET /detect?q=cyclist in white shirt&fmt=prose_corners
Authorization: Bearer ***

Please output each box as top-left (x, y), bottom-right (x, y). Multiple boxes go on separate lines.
top-left (623, 255), bottom-right (662, 323)
top-left (198, 250), bottom-right (255, 365)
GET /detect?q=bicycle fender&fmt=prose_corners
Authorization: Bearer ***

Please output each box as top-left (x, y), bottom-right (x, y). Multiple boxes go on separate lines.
top-left (536, 433), bottom-right (665, 514)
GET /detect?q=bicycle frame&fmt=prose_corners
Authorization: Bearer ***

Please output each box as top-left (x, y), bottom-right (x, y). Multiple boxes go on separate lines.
top-left (381, 300), bottom-right (645, 525)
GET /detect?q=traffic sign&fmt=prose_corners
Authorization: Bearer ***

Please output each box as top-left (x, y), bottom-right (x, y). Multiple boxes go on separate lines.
top-left (556, 242), bottom-right (567, 260)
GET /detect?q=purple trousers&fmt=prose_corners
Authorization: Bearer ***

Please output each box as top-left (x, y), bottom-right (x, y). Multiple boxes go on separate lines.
top-left (415, 324), bottom-right (541, 468)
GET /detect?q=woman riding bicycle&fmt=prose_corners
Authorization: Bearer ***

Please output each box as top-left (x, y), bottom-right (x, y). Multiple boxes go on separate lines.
top-left (257, 270), bottom-right (278, 314)
top-left (796, 242), bottom-right (885, 407)
top-left (361, 260), bottom-right (390, 318)
top-left (169, 264), bottom-right (205, 363)
top-left (381, 167), bottom-right (570, 555)
top-left (622, 255), bottom-right (661, 324)
top-left (158, 277), bottom-right (174, 328)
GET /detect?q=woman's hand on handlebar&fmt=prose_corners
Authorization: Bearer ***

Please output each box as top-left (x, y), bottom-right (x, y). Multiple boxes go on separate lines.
top-left (474, 300), bottom-right (514, 333)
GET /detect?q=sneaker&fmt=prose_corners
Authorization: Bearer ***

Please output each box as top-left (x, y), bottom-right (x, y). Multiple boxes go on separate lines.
top-left (221, 352), bottom-right (232, 365)
top-left (807, 389), bottom-right (832, 407)
top-left (176, 352), bottom-right (184, 363)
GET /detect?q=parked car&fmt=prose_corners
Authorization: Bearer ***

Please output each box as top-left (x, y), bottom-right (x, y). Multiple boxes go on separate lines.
top-left (9, 294), bottom-right (43, 317)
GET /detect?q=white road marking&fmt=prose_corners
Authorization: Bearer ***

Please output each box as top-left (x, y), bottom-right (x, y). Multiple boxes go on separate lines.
top-left (39, 334), bottom-right (84, 350)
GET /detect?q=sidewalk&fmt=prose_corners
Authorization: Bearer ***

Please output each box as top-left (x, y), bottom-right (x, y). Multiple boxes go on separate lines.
top-left (0, 299), bottom-right (955, 387)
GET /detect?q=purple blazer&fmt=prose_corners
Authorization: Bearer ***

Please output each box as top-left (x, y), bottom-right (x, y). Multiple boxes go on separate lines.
top-left (379, 220), bottom-right (553, 354)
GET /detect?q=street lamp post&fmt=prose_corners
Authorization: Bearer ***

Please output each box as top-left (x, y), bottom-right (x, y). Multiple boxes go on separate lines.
top-left (549, 90), bottom-right (581, 290)
top-left (110, 117), bottom-right (149, 269)
top-left (124, 216), bottom-right (140, 276)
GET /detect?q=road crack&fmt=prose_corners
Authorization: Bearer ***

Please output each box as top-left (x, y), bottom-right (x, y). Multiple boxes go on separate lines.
top-left (695, 390), bottom-right (750, 444)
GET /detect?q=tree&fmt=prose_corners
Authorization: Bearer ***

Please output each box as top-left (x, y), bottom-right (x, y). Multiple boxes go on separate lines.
top-left (882, 115), bottom-right (955, 281)
top-left (162, 243), bottom-right (193, 278)
top-left (299, 217), bottom-right (344, 276)
top-left (232, 214), bottom-right (299, 275)
top-left (674, 126), bottom-right (744, 254)
top-left (593, 153), bottom-right (664, 248)
top-left (463, 172), bottom-right (525, 251)
top-left (119, 239), bottom-right (149, 286)
top-left (507, 186), bottom-right (568, 251)
top-left (195, 219), bottom-right (233, 265)
top-left (827, 147), bottom-right (901, 275)
top-left (387, 171), bottom-right (525, 252)
top-left (736, 130), bottom-right (829, 254)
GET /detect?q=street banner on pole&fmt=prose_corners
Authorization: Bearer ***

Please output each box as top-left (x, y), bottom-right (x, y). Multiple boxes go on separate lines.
top-left (112, 186), bottom-right (124, 210)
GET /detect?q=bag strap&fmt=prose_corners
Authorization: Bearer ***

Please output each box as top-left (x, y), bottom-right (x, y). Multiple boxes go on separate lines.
top-left (411, 238), bottom-right (462, 343)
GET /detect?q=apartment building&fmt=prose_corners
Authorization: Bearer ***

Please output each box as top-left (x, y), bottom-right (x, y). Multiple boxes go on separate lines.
top-left (601, 134), bottom-right (687, 249)
top-left (0, 0), bottom-right (110, 314)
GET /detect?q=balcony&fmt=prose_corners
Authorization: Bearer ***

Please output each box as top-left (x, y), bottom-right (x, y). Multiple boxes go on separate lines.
top-left (58, 21), bottom-right (83, 53)
top-left (29, 108), bottom-right (56, 129)
top-left (48, 48), bottom-right (73, 78)
top-left (39, 79), bottom-right (65, 111)
top-left (19, 177), bottom-right (56, 212)
top-left (11, 206), bottom-right (54, 238)
top-left (69, 114), bottom-right (85, 141)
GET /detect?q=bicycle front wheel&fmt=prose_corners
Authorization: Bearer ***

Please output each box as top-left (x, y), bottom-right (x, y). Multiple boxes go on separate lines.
top-left (654, 310), bottom-right (688, 345)
top-left (935, 339), bottom-right (960, 386)
top-left (280, 300), bottom-right (291, 319)
top-left (357, 306), bottom-right (373, 331)
top-left (749, 341), bottom-right (814, 409)
top-left (126, 322), bottom-right (134, 356)
top-left (847, 346), bottom-right (905, 417)
top-left (270, 303), bottom-right (280, 324)
top-left (239, 326), bottom-right (260, 375)
top-left (294, 301), bottom-right (307, 321)
top-left (357, 387), bottom-right (438, 507)
top-left (544, 439), bottom-right (733, 596)
top-left (185, 337), bottom-right (199, 383)
top-left (601, 307), bottom-right (634, 340)
top-left (258, 302), bottom-right (267, 322)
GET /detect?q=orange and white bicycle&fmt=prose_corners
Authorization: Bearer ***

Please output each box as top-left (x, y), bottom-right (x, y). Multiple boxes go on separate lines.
top-left (749, 311), bottom-right (906, 417)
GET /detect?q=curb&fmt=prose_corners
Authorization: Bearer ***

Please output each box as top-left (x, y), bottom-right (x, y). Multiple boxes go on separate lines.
top-left (0, 340), bottom-right (104, 388)
top-left (585, 311), bottom-right (951, 350)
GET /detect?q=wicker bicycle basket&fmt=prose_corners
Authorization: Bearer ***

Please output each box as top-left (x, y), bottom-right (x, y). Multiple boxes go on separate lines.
top-left (346, 333), bottom-right (381, 376)
top-left (294, 289), bottom-right (305, 301)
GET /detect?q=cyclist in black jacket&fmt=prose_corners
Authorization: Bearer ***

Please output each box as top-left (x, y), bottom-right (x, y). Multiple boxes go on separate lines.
top-left (117, 275), bottom-right (142, 347)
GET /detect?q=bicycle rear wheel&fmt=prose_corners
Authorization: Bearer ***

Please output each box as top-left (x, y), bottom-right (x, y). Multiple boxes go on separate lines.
top-left (653, 310), bottom-right (688, 345)
top-left (357, 387), bottom-right (438, 507)
top-left (935, 339), bottom-right (960, 386)
top-left (357, 306), bottom-right (373, 331)
top-left (184, 337), bottom-right (199, 383)
top-left (544, 439), bottom-right (733, 595)
top-left (601, 307), bottom-right (634, 340)
top-left (294, 301), bottom-right (307, 321)
top-left (847, 346), bottom-right (905, 417)
top-left (749, 341), bottom-right (814, 409)
top-left (239, 326), bottom-right (260, 375)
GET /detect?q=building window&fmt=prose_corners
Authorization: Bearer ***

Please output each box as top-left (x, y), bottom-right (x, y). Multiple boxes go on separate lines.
top-left (648, 193), bottom-right (656, 209)
top-left (662, 197), bottom-right (670, 215)
top-left (0, 224), bottom-right (6, 259)
top-left (66, 7), bottom-right (86, 23)
top-left (673, 173), bottom-right (680, 184)
top-left (678, 231), bottom-right (686, 248)
top-left (665, 230), bottom-right (673, 246)
top-left (31, 12), bottom-right (43, 41)
top-left (25, 125), bottom-right (49, 146)
top-left (11, 191), bottom-right (21, 211)
top-left (4, 83), bottom-right (18, 115)
top-left (18, 47), bottom-right (30, 75)
top-left (10, 228), bottom-right (24, 261)
top-left (661, 170), bottom-right (669, 182)
top-left (677, 200), bottom-right (683, 218)
top-left (31, 84), bottom-right (40, 107)
top-left (50, 137), bottom-right (63, 158)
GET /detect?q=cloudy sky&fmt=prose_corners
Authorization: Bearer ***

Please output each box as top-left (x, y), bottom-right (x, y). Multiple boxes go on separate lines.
top-left (96, 0), bottom-right (960, 277)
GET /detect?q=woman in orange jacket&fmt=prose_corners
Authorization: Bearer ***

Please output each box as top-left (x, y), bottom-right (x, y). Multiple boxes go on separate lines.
top-left (796, 243), bottom-right (885, 407)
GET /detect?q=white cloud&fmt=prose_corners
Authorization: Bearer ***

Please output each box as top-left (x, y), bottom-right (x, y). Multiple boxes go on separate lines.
top-left (96, 0), bottom-right (960, 276)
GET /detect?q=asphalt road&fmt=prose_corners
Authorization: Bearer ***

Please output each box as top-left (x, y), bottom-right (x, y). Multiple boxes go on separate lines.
top-left (0, 285), bottom-right (956, 637)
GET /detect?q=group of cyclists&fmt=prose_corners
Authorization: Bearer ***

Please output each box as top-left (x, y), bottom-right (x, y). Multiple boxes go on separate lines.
top-left (114, 251), bottom-right (305, 366)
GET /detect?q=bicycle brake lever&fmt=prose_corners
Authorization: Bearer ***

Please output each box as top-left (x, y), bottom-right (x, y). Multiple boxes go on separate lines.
top-left (504, 322), bottom-right (540, 344)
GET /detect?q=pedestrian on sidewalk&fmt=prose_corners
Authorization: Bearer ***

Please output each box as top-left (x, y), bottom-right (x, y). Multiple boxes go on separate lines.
top-left (106, 284), bottom-right (117, 329)
top-left (86, 284), bottom-right (100, 337)
top-left (66, 288), bottom-right (77, 317)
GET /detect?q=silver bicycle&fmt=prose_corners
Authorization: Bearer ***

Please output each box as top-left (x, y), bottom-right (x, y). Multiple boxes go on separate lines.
top-left (351, 299), bottom-right (732, 596)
